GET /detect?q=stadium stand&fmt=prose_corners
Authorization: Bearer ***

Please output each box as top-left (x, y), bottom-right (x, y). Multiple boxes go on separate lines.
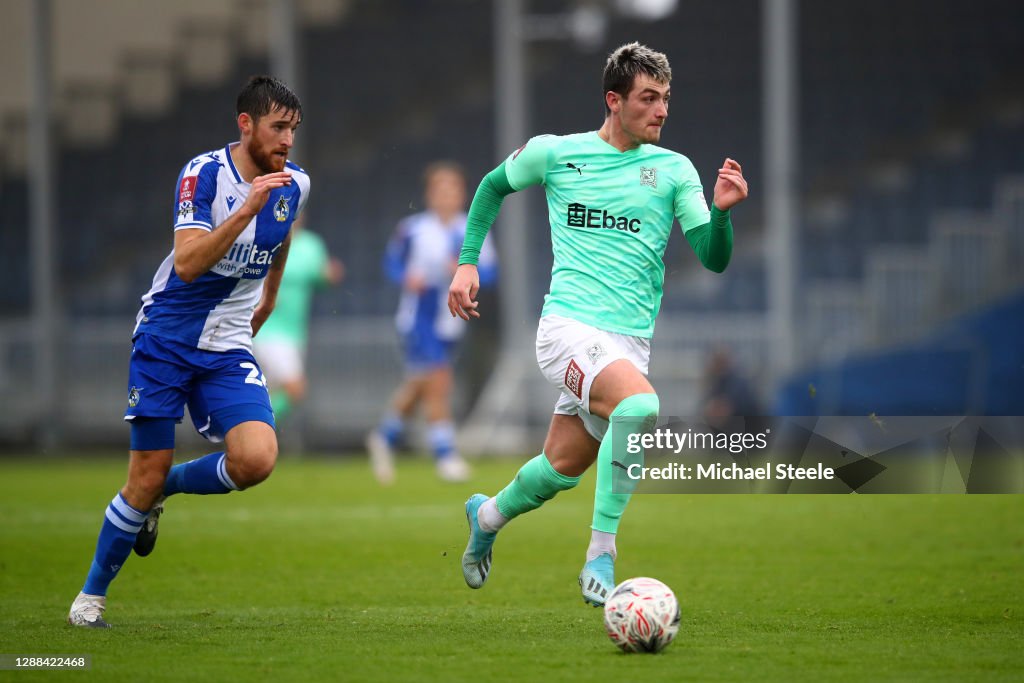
top-left (2, 0), bottom-right (1023, 442)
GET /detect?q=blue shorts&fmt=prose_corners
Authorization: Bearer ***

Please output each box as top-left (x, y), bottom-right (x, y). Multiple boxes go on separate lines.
top-left (401, 330), bottom-right (456, 373)
top-left (124, 333), bottom-right (275, 444)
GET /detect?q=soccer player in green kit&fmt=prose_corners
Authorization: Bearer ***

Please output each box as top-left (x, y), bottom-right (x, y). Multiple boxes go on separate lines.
top-left (449, 42), bottom-right (749, 606)
top-left (253, 217), bottom-right (343, 422)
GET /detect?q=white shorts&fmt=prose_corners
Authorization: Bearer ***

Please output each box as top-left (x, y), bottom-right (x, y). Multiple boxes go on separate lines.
top-left (535, 314), bottom-right (651, 441)
top-left (252, 339), bottom-right (304, 386)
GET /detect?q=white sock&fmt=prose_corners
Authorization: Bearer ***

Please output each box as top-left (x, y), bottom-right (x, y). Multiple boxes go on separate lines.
top-left (586, 529), bottom-right (617, 561)
top-left (477, 497), bottom-right (508, 533)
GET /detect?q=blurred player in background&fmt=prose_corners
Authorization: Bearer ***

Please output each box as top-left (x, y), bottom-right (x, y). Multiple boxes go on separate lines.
top-left (450, 43), bottom-right (748, 606)
top-left (253, 215), bottom-right (344, 425)
top-left (367, 162), bottom-right (497, 484)
top-left (701, 347), bottom-right (763, 425)
top-left (68, 76), bottom-right (309, 627)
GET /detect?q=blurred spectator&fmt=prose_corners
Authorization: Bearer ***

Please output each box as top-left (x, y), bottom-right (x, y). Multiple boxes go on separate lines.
top-left (701, 348), bottom-right (763, 421)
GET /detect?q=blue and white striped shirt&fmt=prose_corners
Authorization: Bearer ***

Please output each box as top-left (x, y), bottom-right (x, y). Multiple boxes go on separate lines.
top-left (134, 143), bottom-right (311, 352)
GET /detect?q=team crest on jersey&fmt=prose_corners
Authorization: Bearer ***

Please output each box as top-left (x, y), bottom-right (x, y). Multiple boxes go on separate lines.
top-left (274, 196), bottom-right (290, 222)
top-left (695, 189), bottom-right (709, 211)
top-left (177, 200), bottom-right (194, 220)
top-left (586, 342), bottom-right (606, 365)
top-left (128, 386), bottom-right (142, 408)
top-left (640, 167), bottom-right (658, 189)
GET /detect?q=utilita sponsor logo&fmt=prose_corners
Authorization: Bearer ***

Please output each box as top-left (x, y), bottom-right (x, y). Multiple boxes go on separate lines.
top-left (567, 202), bottom-right (641, 233)
top-left (220, 242), bottom-right (282, 276)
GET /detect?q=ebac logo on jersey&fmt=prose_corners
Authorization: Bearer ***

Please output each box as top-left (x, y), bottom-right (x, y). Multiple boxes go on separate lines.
top-left (567, 203), bottom-right (641, 234)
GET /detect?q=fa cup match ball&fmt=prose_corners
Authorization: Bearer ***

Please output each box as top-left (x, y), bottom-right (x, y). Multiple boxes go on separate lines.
top-left (603, 577), bottom-right (680, 653)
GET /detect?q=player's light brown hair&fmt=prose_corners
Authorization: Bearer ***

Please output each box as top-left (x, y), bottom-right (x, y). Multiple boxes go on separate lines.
top-left (602, 42), bottom-right (672, 115)
top-left (422, 160), bottom-right (466, 187)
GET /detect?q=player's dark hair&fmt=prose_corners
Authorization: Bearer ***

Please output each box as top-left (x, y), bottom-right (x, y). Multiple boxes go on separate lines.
top-left (236, 75), bottom-right (303, 123)
top-left (422, 160), bottom-right (466, 187)
top-left (602, 42), bottom-right (672, 115)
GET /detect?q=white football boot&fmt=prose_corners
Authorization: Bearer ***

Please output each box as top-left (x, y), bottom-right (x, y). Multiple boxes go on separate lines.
top-left (437, 454), bottom-right (471, 483)
top-left (365, 430), bottom-right (396, 485)
top-left (67, 592), bottom-right (110, 628)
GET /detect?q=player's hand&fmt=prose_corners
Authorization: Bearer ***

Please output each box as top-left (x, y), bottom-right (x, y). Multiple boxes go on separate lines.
top-left (712, 158), bottom-right (748, 211)
top-left (326, 258), bottom-right (345, 285)
top-left (404, 272), bottom-right (427, 294)
top-left (242, 172), bottom-right (293, 216)
top-left (251, 303), bottom-right (273, 337)
top-left (448, 263), bottom-right (480, 320)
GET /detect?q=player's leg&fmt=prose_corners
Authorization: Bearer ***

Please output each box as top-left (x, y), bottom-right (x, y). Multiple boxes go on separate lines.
top-left (477, 412), bottom-right (598, 530)
top-left (156, 422), bottom-right (276, 510)
top-left (368, 327), bottom-right (436, 484)
top-left (579, 359), bottom-right (659, 606)
top-left (168, 348), bottom-right (279, 491)
top-left (367, 374), bottom-right (425, 485)
top-left (462, 413), bottom-right (598, 589)
top-left (423, 364), bottom-right (470, 482)
top-left (136, 403), bottom-right (252, 558)
top-left (276, 344), bottom-right (305, 422)
top-left (281, 376), bottom-right (307, 410)
top-left (70, 335), bottom-right (189, 626)
top-left (70, 443), bottom-right (174, 627)
top-left (221, 420), bottom-right (279, 488)
top-left (253, 340), bottom-right (303, 422)
top-left (531, 316), bottom-right (658, 605)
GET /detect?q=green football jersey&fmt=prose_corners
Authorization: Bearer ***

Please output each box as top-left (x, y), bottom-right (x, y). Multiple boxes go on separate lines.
top-left (258, 229), bottom-right (330, 345)
top-left (504, 131), bottom-right (711, 338)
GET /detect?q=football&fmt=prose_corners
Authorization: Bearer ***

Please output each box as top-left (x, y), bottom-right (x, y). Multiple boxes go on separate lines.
top-left (603, 577), bottom-right (681, 653)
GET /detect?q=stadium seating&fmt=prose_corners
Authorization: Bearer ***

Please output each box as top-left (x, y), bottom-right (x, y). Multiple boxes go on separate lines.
top-left (3, 0), bottom-right (1021, 320)
top-left (2, 0), bottom-right (1024, 441)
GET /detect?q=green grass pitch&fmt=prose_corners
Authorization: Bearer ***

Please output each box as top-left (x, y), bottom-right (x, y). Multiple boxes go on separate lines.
top-left (0, 454), bottom-right (1021, 681)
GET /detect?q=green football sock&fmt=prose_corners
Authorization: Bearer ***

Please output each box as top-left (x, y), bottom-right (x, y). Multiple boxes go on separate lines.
top-left (270, 390), bottom-right (292, 421)
top-left (495, 453), bottom-right (580, 520)
top-left (593, 393), bottom-right (660, 533)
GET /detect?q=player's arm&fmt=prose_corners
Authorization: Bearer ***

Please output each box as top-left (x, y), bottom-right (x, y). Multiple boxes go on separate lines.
top-left (174, 172), bottom-right (293, 282)
top-left (383, 220), bottom-right (430, 294)
top-left (679, 158), bottom-right (748, 273)
top-left (475, 233), bottom-right (499, 287)
top-left (251, 231), bottom-right (292, 337)
top-left (310, 233), bottom-right (343, 287)
top-left (449, 137), bottom-right (550, 320)
top-left (684, 207), bottom-right (733, 273)
top-left (448, 164), bottom-right (513, 320)
top-left (383, 219), bottom-right (411, 285)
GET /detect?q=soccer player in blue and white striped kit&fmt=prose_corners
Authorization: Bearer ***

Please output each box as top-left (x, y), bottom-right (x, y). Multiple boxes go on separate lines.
top-left (68, 76), bottom-right (310, 627)
top-left (366, 162), bottom-right (497, 484)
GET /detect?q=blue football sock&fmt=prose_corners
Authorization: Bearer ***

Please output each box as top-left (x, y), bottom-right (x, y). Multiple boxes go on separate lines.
top-left (82, 493), bottom-right (147, 596)
top-left (379, 413), bottom-right (405, 449)
top-left (427, 421), bottom-right (457, 461)
top-left (163, 452), bottom-right (239, 497)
